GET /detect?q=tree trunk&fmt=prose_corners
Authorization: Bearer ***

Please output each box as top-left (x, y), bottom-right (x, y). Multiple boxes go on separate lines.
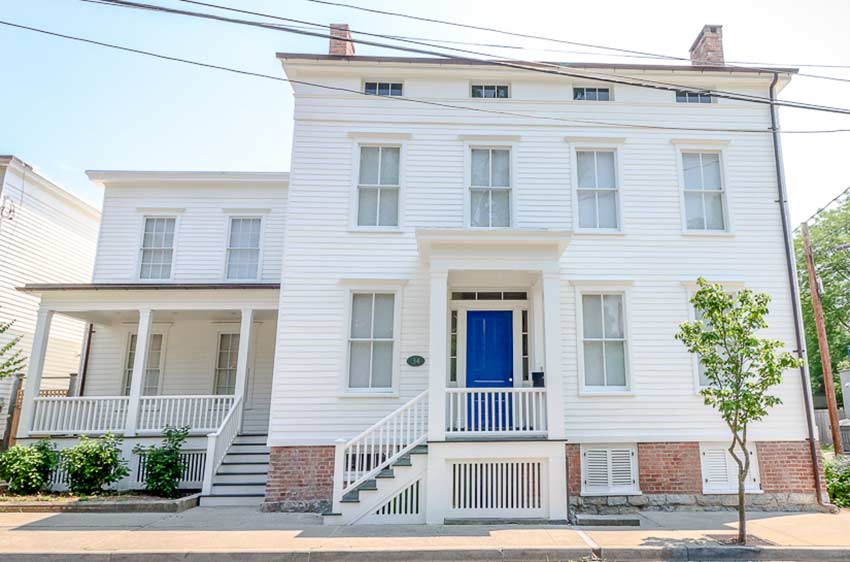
top-left (738, 470), bottom-right (747, 544)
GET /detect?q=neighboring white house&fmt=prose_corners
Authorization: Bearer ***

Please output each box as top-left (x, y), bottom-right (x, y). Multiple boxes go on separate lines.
top-left (15, 25), bottom-right (826, 521)
top-left (0, 156), bottom-right (100, 443)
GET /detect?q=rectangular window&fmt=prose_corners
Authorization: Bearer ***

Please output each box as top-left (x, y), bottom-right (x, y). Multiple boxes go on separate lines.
top-left (364, 81), bottom-right (403, 96)
top-left (226, 217), bottom-right (261, 280)
top-left (582, 293), bottom-right (628, 389)
top-left (123, 333), bottom-right (164, 396)
top-left (582, 445), bottom-right (639, 495)
top-left (682, 152), bottom-right (726, 231)
top-left (576, 150), bottom-right (619, 229)
top-left (676, 90), bottom-right (713, 103)
top-left (470, 148), bottom-right (511, 227)
top-left (521, 309), bottom-right (530, 385)
top-left (140, 217), bottom-right (175, 280)
top-left (348, 292), bottom-right (395, 390)
top-left (693, 304), bottom-right (711, 387)
top-left (358, 146), bottom-right (400, 227)
top-left (214, 333), bottom-right (240, 395)
top-left (573, 87), bottom-right (610, 101)
top-left (700, 443), bottom-right (761, 494)
top-left (450, 310), bottom-right (458, 385)
top-left (471, 84), bottom-right (509, 98)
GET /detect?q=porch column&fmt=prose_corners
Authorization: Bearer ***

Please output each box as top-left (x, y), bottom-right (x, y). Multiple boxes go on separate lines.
top-left (542, 272), bottom-right (565, 439)
top-left (234, 308), bottom-right (254, 403)
top-left (124, 308), bottom-right (152, 436)
top-left (427, 270), bottom-right (449, 441)
top-left (17, 308), bottom-right (53, 439)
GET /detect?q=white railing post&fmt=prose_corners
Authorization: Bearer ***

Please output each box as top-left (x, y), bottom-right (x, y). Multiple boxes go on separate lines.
top-left (332, 437), bottom-right (346, 509)
top-left (125, 308), bottom-right (153, 437)
top-left (542, 272), bottom-right (564, 439)
top-left (428, 271), bottom-right (448, 441)
top-left (201, 432), bottom-right (217, 496)
top-left (233, 307), bottom-right (254, 431)
top-left (200, 396), bottom-right (242, 496)
top-left (17, 308), bottom-right (53, 439)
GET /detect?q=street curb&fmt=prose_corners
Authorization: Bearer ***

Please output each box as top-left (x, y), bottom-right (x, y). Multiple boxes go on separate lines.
top-left (0, 493), bottom-right (200, 513)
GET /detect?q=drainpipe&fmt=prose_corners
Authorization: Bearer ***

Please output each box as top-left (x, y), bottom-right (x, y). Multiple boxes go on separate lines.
top-left (769, 72), bottom-right (826, 505)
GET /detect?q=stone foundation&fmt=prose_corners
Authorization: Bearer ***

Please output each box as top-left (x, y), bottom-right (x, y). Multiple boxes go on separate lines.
top-left (570, 492), bottom-right (824, 516)
top-left (262, 446), bottom-right (334, 513)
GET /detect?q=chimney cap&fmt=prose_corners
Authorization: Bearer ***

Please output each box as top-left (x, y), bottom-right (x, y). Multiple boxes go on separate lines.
top-left (689, 24), bottom-right (723, 54)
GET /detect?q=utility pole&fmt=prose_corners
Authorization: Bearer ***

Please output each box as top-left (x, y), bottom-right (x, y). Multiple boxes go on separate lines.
top-left (801, 222), bottom-right (844, 454)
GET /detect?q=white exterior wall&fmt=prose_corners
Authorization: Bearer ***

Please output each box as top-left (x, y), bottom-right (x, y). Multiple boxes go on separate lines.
top-left (270, 62), bottom-right (807, 446)
top-left (0, 159), bottom-right (99, 437)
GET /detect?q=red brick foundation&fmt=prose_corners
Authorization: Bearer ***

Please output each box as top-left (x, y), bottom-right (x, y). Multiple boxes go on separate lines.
top-left (756, 440), bottom-right (828, 497)
top-left (566, 443), bottom-right (581, 496)
top-left (637, 442), bottom-right (702, 494)
top-left (262, 446), bottom-right (334, 512)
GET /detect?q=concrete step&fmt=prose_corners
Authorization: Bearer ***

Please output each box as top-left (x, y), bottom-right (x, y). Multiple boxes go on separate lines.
top-left (211, 483), bottom-right (267, 495)
top-left (575, 513), bottom-right (641, 527)
top-left (199, 494), bottom-right (264, 507)
top-left (233, 434), bottom-right (268, 445)
top-left (227, 444), bottom-right (270, 454)
top-left (218, 462), bottom-right (269, 474)
top-left (213, 472), bottom-right (268, 485)
top-left (224, 452), bottom-right (270, 464)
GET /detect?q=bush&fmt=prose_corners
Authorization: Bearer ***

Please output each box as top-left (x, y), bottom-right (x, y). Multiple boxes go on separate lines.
top-left (825, 455), bottom-right (850, 508)
top-left (134, 426), bottom-right (189, 498)
top-left (61, 433), bottom-right (129, 495)
top-left (0, 440), bottom-right (59, 494)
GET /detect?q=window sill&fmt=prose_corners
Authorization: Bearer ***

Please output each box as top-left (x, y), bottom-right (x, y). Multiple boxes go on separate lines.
top-left (581, 489), bottom-right (642, 497)
top-left (578, 389), bottom-right (634, 397)
top-left (703, 489), bottom-right (764, 495)
top-left (348, 228), bottom-right (405, 234)
top-left (573, 229), bottom-right (626, 237)
top-left (337, 391), bottom-right (400, 399)
top-left (681, 230), bottom-right (735, 238)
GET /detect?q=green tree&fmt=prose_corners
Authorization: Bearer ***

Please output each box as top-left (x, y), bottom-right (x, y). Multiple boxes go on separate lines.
top-left (0, 318), bottom-right (25, 379)
top-left (794, 198), bottom-right (850, 404)
top-left (676, 278), bottom-right (802, 545)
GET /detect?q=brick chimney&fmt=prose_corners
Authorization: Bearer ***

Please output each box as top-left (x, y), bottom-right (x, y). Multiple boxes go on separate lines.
top-left (329, 23), bottom-right (355, 56)
top-left (689, 25), bottom-right (724, 65)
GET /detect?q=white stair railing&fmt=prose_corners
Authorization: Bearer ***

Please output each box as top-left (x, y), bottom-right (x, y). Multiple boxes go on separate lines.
top-left (137, 395), bottom-right (235, 433)
top-left (333, 390), bottom-right (428, 507)
top-left (201, 396), bottom-right (243, 495)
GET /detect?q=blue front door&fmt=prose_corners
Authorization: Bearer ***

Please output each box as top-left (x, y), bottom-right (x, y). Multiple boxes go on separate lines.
top-left (466, 310), bottom-right (513, 430)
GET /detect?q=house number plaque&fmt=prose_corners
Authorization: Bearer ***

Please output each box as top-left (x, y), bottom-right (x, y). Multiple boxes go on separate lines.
top-left (406, 355), bottom-right (426, 367)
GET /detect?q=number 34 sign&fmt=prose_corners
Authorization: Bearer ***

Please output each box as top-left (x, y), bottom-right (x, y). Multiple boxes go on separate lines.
top-left (406, 355), bottom-right (426, 367)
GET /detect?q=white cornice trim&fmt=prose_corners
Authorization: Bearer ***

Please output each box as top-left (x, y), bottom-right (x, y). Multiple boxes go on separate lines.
top-left (86, 170), bottom-right (290, 186)
top-left (565, 136), bottom-right (627, 144)
top-left (346, 131), bottom-right (412, 140)
top-left (670, 139), bottom-right (732, 146)
top-left (458, 134), bottom-right (522, 142)
top-left (0, 156), bottom-right (101, 218)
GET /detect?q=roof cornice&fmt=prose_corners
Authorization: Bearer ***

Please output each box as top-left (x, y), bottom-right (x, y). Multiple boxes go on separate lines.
top-left (86, 170), bottom-right (290, 186)
top-left (0, 156), bottom-right (101, 219)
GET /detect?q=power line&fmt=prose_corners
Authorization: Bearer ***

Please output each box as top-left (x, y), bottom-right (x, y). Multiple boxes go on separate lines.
top-left (85, 0), bottom-right (850, 118)
top-left (796, 184), bottom-right (850, 230)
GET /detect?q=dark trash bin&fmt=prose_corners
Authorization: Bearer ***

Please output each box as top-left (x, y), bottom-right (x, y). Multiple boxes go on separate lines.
top-left (532, 371), bottom-right (545, 388)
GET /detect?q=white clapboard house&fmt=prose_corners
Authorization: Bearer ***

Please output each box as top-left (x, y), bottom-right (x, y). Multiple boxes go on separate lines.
top-left (16, 25), bottom-right (825, 522)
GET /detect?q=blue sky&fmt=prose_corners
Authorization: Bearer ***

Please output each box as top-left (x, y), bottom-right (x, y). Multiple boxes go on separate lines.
top-left (2, 0), bottom-right (850, 223)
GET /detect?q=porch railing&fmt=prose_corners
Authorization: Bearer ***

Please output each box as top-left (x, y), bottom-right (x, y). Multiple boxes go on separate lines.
top-left (30, 396), bottom-right (129, 434)
top-left (137, 395), bottom-right (236, 433)
top-left (201, 396), bottom-right (243, 495)
top-left (445, 387), bottom-right (547, 436)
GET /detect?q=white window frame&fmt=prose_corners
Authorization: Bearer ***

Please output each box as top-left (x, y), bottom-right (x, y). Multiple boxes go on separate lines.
top-left (675, 90), bottom-right (715, 104)
top-left (673, 141), bottom-right (733, 235)
top-left (121, 326), bottom-right (169, 396)
top-left (699, 442), bottom-right (762, 495)
top-left (137, 215), bottom-right (180, 281)
top-left (340, 282), bottom-right (405, 396)
top-left (580, 443), bottom-right (641, 496)
top-left (465, 143), bottom-right (516, 229)
top-left (223, 215), bottom-right (265, 282)
top-left (351, 141), bottom-right (405, 231)
top-left (573, 86), bottom-right (613, 101)
top-left (363, 80), bottom-right (404, 96)
top-left (469, 83), bottom-right (511, 99)
top-left (569, 141), bottom-right (625, 234)
top-left (574, 281), bottom-right (634, 395)
top-left (213, 331), bottom-right (241, 396)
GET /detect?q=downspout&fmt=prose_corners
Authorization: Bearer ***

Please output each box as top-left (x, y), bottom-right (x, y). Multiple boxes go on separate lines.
top-left (769, 72), bottom-right (826, 505)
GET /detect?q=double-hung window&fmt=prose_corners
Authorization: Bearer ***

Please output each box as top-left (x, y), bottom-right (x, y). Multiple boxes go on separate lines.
top-left (226, 217), bottom-right (262, 280)
top-left (470, 148), bottom-right (511, 227)
top-left (123, 333), bottom-right (164, 396)
top-left (214, 333), bottom-right (240, 395)
top-left (139, 217), bottom-right (175, 280)
top-left (682, 152), bottom-right (726, 231)
top-left (581, 293), bottom-right (628, 390)
top-left (576, 150), bottom-right (619, 230)
top-left (357, 146), bottom-right (400, 227)
top-left (348, 292), bottom-right (396, 391)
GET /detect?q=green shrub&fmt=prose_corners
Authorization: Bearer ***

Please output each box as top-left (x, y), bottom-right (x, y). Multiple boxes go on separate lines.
top-left (61, 433), bottom-right (129, 495)
top-left (0, 439), bottom-right (59, 494)
top-left (825, 455), bottom-right (850, 508)
top-left (134, 426), bottom-right (189, 498)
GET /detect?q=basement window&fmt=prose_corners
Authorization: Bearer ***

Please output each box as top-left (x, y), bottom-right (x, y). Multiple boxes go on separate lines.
top-left (365, 82), bottom-right (403, 96)
top-left (700, 443), bottom-right (762, 494)
top-left (581, 444), bottom-right (640, 496)
top-left (471, 84), bottom-right (510, 98)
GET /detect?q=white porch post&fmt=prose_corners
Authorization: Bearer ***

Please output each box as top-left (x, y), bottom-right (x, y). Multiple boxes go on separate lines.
top-left (427, 270), bottom-right (449, 441)
top-left (125, 308), bottom-right (152, 437)
top-left (234, 307), bottom-right (254, 404)
top-left (542, 272), bottom-right (565, 440)
top-left (16, 308), bottom-right (53, 439)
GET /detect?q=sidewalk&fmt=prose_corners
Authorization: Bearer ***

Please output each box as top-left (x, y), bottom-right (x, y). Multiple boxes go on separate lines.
top-left (0, 507), bottom-right (848, 561)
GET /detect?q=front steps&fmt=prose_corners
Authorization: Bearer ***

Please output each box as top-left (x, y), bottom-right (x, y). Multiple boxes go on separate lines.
top-left (199, 434), bottom-right (269, 507)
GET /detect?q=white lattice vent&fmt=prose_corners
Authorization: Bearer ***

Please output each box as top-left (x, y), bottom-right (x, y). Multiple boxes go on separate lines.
top-left (375, 479), bottom-right (422, 516)
top-left (450, 460), bottom-right (546, 517)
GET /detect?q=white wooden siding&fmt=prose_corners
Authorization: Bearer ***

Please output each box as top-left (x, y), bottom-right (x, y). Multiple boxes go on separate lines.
top-left (270, 67), bottom-right (808, 446)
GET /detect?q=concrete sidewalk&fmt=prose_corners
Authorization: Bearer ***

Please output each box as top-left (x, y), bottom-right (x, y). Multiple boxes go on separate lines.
top-left (0, 507), bottom-right (848, 561)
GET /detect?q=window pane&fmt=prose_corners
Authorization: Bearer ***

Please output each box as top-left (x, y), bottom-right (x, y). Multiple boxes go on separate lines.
top-left (371, 341), bottom-right (393, 388)
top-left (484, 85), bottom-right (495, 98)
top-left (491, 190), bottom-right (510, 227)
top-left (496, 85), bottom-right (509, 98)
top-left (597, 89), bottom-right (610, 101)
top-left (597, 190), bottom-right (618, 229)
top-left (604, 341), bottom-right (626, 386)
top-left (577, 151), bottom-right (596, 188)
top-left (574, 88), bottom-right (586, 100)
top-left (357, 187), bottom-right (379, 226)
top-left (351, 293), bottom-right (373, 338)
top-left (578, 190), bottom-right (597, 228)
top-left (390, 83), bottom-right (403, 96)
top-left (470, 190), bottom-right (489, 227)
top-left (349, 342), bottom-right (371, 388)
top-left (698, 362), bottom-right (710, 386)
top-left (682, 153), bottom-right (702, 189)
top-left (582, 294), bottom-right (603, 338)
top-left (684, 192), bottom-right (705, 230)
top-left (380, 147), bottom-right (400, 185)
top-left (492, 150), bottom-right (510, 187)
top-left (359, 147), bottom-right (380, 184)
top-left (471, 149), bottom-right (490, 186)
top-left (471, 85), bottom-right (483, 98)
top-left (365, 82), bottom-right (377, 95)
top-left (702, 153), bottom-right (721, 189)
top-left (584, 341), bottom-right (604, 386)
top-left (378, 188), bottom-right (399, 227)
top-left (704, 192), bottom-right (725, 230)
top-left (377, 83), bottom-right (390, 96)
top-left (596, 151), bottom-right (616, 189)
top-left (603, 295), bottom-right (624, 338)
top-left (373, 293), bottom-right (395, 338)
